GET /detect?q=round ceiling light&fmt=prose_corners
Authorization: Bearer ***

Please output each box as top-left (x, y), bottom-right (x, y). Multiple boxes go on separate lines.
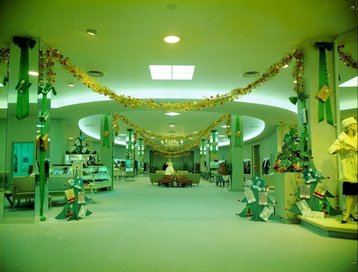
top-left (164, 35), bottom-right (180, 44)
top-left (242, 71), bottom-right (260, 78)
top-left (86, 29), bottom-right (98, 35)
top-left (87, 70), bottom-right (104, 77)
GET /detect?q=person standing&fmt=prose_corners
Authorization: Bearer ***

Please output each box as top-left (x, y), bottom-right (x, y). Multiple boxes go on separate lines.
top-left (328, 117), bottom-right (357, 223)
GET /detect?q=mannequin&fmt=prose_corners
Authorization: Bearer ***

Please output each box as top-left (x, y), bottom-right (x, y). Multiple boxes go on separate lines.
top-left (165, 160), bottom-right (175, 175)
top-left (328, 117), bottom-right (357, 223)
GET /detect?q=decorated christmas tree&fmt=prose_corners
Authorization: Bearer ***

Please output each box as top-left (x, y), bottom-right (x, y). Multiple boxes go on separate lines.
top-left (237, 176), bottom-right (276, 222)
top-left (55, 171), bottom-right (92, 221)
top-left (273, 127), bottom-right (310, 173)
top-left (289, 163), bottom-right (338, 216)
top-left (67, 131), bottom-right (93, 154)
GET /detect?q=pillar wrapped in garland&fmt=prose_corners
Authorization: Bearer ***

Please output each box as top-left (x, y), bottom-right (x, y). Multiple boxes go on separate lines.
top-left (126, 128), bottom-right (134, 160)
top-left (210, 130), bottom-right (218, 153)
top-left (210, 130), bottom-right (218, 161)
top-left (315, 42), bottom-right (334, 126)
top-left (137, 138), bottom-right (144, 160)
top-left (37, 83), bottom-right (56, 221)
top-left (200, 139), bottom-right (207, 156)
top-left (13, 37), bottom-right (36, 120)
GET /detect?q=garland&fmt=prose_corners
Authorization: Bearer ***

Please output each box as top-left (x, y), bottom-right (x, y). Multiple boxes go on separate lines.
top-left (0, 48), bottom-right (10, 86)
top-left (112, 112), bottom-right (230, 155)
top-left (112, 112), bottom-right (230, 141)
top-left (337, 45), bottom-right (358, 69)
top-left (0, 48), bottom-right (10, 65)
top-left (153, 151), bottom-right (193, 159)
top-left (42, 47), bottom-right (303, 112)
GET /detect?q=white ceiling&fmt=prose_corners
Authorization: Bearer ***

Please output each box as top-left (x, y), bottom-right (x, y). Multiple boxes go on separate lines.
top-left (0, 0), bottom-right (357, 145)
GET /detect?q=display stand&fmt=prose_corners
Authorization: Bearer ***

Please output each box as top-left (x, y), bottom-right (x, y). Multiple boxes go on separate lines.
top-left (237, 176), bottom-right (276, 222)
top-left (55, 172), bottom-right (92, 221)
top-left (274, 172), bottom-right (303, 223)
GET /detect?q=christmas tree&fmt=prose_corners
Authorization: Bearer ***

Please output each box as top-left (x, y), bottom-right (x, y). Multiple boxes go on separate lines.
top-left (289, 163), bottom-right (338, 216)
top-left (237, 176), bottom-right (276, 222)
top-left (55, 171), bottom-right (92, 221)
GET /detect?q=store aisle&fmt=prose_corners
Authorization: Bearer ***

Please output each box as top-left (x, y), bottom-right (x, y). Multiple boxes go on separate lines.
top-left (0, 177), bottom-right (357, 272)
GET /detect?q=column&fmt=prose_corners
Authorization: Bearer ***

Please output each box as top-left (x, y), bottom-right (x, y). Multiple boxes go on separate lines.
top-left (230, 115), bottom-right (244, 191)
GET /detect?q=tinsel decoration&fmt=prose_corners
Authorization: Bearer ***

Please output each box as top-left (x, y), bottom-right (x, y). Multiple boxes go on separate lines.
top-left (337, 45), bottom-right (357, 69)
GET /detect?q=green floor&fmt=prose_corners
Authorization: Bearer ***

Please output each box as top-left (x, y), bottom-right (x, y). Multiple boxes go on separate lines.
top-left (0, 177), bottom-right (357, 272)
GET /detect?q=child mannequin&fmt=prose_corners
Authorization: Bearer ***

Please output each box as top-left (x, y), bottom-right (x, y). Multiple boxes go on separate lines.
top-left (328, 117), bottom-right (357, 223)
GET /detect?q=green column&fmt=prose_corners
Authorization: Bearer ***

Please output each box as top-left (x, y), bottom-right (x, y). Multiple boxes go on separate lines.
top-left (230, 115), bottom-right (244, 191)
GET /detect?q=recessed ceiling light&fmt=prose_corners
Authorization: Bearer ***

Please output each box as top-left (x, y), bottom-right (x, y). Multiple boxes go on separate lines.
top-left (149, 65), bottom-right (195, 80)
top-left (169, 124), bottom-right (175, 128)
top-left (164, 35), bottom-right (180, 44)
top-left (86, 29), bottom-right (98, 36)
top-left (28, 71), bottom-right (39, 76)
top-left (87, 70), bottom-right (104, 77)
top-left (242, 71), bottom-right (260, 78)
top-left (339, 76), bottom-right (358, 87)
top-left (165, 112), bottom-right (180, 116)
top-left (68, 83), bottom-right (75, 87)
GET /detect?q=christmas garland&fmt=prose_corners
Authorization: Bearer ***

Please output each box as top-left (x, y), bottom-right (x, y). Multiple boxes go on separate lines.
top-left (152, 151), bottom-right (193, 159)
top-left (337, 45), bottom-right (358, 69)
top-left (112, 112), bottom-right (230, 155)
top-left (41, 47), bottom-right (304, 112)
top-left (112, 112), bottom-right (230, 141)
top-left (0, 48), bottom-right (10, 65)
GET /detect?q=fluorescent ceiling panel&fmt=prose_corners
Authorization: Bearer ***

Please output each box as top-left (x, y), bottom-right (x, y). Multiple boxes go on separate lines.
top-left (149, 65), bottom-right (195, 80)
top-left (172, 65), bottom-right (195, 80)
top-left (149, 65), bottom-right (171, 80)
top-left (339, 76), bottom-right (358, 87)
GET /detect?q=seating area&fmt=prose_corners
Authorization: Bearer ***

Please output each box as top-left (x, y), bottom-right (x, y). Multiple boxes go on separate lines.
top-left (149, 172), bottom-right (201, 187)
top-left (11, 176), bottom-right (35, 208)
top-left (215, 174), bottom-right (230, 187)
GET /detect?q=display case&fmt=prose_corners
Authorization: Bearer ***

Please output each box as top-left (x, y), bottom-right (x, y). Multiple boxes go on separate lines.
top-left (48, 165), bottom-right (73, 196)
top-left (82, 165), bottom-right (112, 191)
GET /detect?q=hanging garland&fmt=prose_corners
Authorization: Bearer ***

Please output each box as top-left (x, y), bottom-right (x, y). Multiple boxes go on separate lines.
top-left (337, 45), bottom-right (357, 69)
top-left (0, 48), bottom-right (10, 65)
top-left (112, 112), bottom-right (230, 156)
top-left (112, 112), bottom-right (230, 142)
top-left (0, 48), bottom-right (10, 86)
top-left (40, 47), bottom-right (304, 112)
top-left (153, 151), bottom-right (193, 159)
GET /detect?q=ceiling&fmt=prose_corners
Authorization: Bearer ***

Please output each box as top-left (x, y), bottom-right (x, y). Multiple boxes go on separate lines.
top-left (0, 0), bottom-right (357, 147)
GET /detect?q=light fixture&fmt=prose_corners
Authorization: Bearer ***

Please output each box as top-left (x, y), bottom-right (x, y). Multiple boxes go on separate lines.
top-left (28, 71), bottom-right (39, 76)
top-left (242, 71), bottom-right (260, 78)
top-left (68, 83), bottom-right (75, 87)
top-left (86, 29), bottom-right (98, 36)
top-left (169, 124), bottom-right (175, 128)
top-left (339, 76), bottom-right (358, 87)
top-left (149, 65), bottom-right (195, 80)
top-left (164, 35), bottom-right (180, 44)
top-left (165, 112), bottom-right (180, 116)
top-left (87, 70), bottom-right (104, 77)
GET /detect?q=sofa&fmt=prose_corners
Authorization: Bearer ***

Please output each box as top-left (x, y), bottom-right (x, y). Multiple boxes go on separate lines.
top-left (149, 173), bottom-right (201, 186)
top-left (12, 176), bottom-right (35, 208)
top-left (149, 173), bottom-right (166, 185)
top-left (179, 173), bottom-right (201, 186)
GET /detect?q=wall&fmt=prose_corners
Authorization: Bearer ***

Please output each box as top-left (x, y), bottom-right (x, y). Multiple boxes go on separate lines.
top-left (50, 119), bottom-right (67, 164)
top-left (0, 119), bottom-right (6, 173)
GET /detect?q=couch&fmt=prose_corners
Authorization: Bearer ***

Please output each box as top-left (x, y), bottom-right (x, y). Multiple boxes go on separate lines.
top-left (12, 176), bottom-right (35, 208)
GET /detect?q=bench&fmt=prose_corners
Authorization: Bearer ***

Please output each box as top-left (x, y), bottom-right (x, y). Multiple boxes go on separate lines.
top-left (12, 176), bottom-right (35, 208)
